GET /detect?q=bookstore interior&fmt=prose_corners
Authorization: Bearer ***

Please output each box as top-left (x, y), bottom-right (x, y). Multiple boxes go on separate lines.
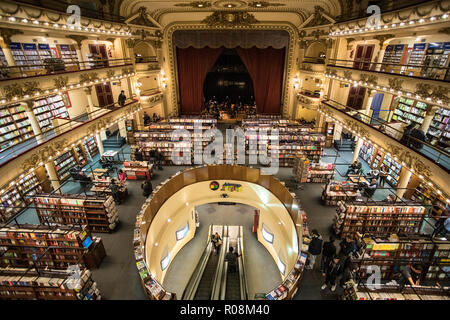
top-left (0, 0), bottom-right (449, 304)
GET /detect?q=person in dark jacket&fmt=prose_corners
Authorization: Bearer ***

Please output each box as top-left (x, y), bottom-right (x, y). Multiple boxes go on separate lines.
top-left (340, 262), bottom-right (358, 287)
top-left (306, 229), bottom-right (323, 270)
top-left (401, 122), bottom-right (415, 146)
top-left (143, 112), bottom-right (151, 126)
top-left (155, 148), bottom-right (164, 170)
top-left (409, 126), bottom-right (426, 149)
top-left (321, 255), bottom-right (342, 292)
top-left (118, 90), bottom-right (126, 107)
top-left (225, 246), bottom-right (241, 273)
top-left (141, 179), bottom-right (153, 198)
top-left (134, 147), bottom-right (143, 161)
top-left (109, 179), bottom-right (121, 204)
top-left (320, 236), bottom-right (337, 275)
top-left (339, 235), bottom-right (355, 258)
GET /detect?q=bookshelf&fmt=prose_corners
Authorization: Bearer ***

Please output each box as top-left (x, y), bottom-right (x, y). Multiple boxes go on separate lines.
top-left (0, 224), bottom-right (105, 269)
top-left (34, 194), bottom-right (119, 233)
top-left (33, 94), bottom-right (70, 131)
top-left (428, 107), bottom-right (450, 148)
top-left (405, 43), bottom-right (427, 76)
top-left (0, 48), bottom-right (8, 79)
top-left (83, 136), bottom-right (99, 159)
top-left (381, 154), bottom-right (403, 187)
top-left (0, 172), bottom-right (44, 223)
top-left (0, 267), bottom-right (101, 300)
top-left (57, 44), bottom-right (79, 71)
top-left (392, 97), bottom-right (427, 126)
top-left (421, 42), bottom-right (450, 80)
top-left (74, 145), bottom-right (87, 166)
top-left (10, 42), bottom-right (46, 75)
top-left (265, 251), bottom-right (308, 300)
top-left (0, 103), bottom-right (32, 152)
top-left (53, 150), bottom-right (78, 182)
top-left (354, 236), bottom-right (450, 283)
top-left (325, 122), bottom-right (335, 147)
top-left (333, 201), bottom-right (427, 238)
top-left (122, 161), bottom-right (152, 180)
top-left (321, 180), bottom-right (361, 206)
top-left (134, 215), bottom-right (176, 300)
top-left (342, 281), bottom-right (449, 300)
top-left (380, 44), bottom-right (407, 73)
top-left (406, 182), bottom-right (447, 218)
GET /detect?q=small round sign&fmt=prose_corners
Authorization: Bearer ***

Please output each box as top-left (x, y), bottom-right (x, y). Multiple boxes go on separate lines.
top-left (210, 181), bottom-right (219, 191)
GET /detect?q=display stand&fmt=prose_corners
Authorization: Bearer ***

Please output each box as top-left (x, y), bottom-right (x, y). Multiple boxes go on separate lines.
top-left (293, 154), bottom-right (334, 183)
top-left (122, 161), bottom-right (153, 180)
top-left (321, 180), bottom-right (361, 206)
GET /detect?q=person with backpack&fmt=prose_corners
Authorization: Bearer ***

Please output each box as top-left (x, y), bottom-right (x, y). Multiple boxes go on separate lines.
top-left (306, 229), bottom-right (323, 270)
top-left (320, 236), bottom-right (337, 276)
top-left (225, 246), bottom-right (241, 273)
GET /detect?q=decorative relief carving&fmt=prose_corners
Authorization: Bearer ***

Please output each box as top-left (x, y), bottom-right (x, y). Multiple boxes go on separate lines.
top-left (128, 7), bottom-right (159, 28)
top-left (54, 76), bottom-right (68, 90)
top-left (297, 95), bottom-right (311, 105)
top-left (374, 34), bottom-right (395, 47)
top-left (415, 83), bottom-right (433, 97)
top-left (202, 11), bottom-right (259, 27)
top-left (2, 84), bottom-right (23, 100)
top-left (343, 70), bottom-right (353, 80)
top-left (0, 28), bottom-right (23, 45)
top-left (431, 86), bottom-right (449, 104)
top-left (79, 73), bottom-right (99, 84)
top-left (360, 74), bottom-right (377, 86)
top-left (21, 138), bottom-right (69, 171)
top-left (174, 1), bottom-right (212, 7)
top-left (388, 78), bottom-right (403, 91)
top-left (106, 70), bottom-right (116, 78)
top-left (343, 118), bottom-right (371, 140)
top-left (65, 35), bottom-right (87, 47)
top-left (385, 142), bottom-right (432, 178)
top-left (438, 27), bottom-right (450, 35)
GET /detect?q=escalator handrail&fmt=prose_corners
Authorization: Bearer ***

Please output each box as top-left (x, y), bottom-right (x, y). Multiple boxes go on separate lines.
top-left (182, 225), bottom-right (214, 300)
top-left (220, 261), bottom-right (229, 300)
top-left (211, 235), bottom-right (228, 300)
top-left (237, 228), bottom-right (248, 300)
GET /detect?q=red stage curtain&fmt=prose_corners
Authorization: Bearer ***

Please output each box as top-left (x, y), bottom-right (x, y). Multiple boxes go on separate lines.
top-left (176, 46), bottom-right (224, 114)
top-left (236, 47), bottom-right (285, 115)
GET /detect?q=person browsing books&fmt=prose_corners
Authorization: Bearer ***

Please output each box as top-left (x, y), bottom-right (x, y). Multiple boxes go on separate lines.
top-left (321, 255), bottom-right (342, 292)
top-left (320, 236), bottom-right (336, 275)
top-left (306, 229), bottom-right (323, 270)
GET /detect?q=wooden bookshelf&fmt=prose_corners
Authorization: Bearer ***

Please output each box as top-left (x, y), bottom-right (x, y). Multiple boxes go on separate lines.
top-left (353, 236), bottom-right (450, 283)
top-left (34, 194), bottom-right (119, 233)
top-left (0, 171), bottom-right (46, 223)
top-left (57, 44), bottom-right (79, 71)
top-left (0, 103), bottom-right (33, 152)
top-left (392, 97), bottom-right (427, 126)
top-left (0, 225), bottom-right (105, 270)
top-left (83, 136), bottom-right (99, 159)
top-left (342, 282), bottom-right (449, 300)
top-left (293, 154), bottom-right (334, 183)
top-left (0, 267), bottom-right (101, 300)
top-left (53, 150), bottom-right (78, 182)
top-left (333, 201), bottom-right (427, 238)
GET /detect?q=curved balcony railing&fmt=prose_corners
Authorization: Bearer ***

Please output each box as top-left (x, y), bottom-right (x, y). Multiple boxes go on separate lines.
top-left (327, 59), bottom-right (450, 82)
top-left (302, 56), bottom-right (326, 64)
top-left (0, 96), bottom-right (140, 166)
top-left (321, 97), bottom-right (450, 171)
top-left (0, 58), bottom-right (133, 82)
top-left (134, 56), bottom-right (159, 64)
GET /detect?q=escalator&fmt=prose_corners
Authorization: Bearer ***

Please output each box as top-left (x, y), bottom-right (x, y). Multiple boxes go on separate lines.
top-left (220, 226), bottom-right (248, 300)
top-left (182, 225), bottom-right (228, 300)
top-left (194, 251), bottom-right (220, 300)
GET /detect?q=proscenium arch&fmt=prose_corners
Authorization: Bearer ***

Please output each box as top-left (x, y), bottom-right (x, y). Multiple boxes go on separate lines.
top-left (136, 165), bottom-right (305, 299)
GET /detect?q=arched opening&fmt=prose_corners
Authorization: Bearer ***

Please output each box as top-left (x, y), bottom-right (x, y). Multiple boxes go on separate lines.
top-left (134, 41), bottom-right (156, 61)
top-left (305, 41), bottom-right (327, 63)
top-left (203, 48), bottom-right (255, 106)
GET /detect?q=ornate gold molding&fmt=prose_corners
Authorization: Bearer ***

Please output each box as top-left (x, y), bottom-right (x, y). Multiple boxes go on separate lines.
top-left (388, 78), bottom-right (404, 91)
top-left (202, 11), bottom-right (259, 27)
top-left (0, 28), bottom-right (23, 45)
top-left (165, 23), bottom-right (296, 118)
top-left (21, 138), bottom-right (69, 172)
top-left (247, 1), bottom-right (285, 8)
top-left (174, 1), bottom-right (212, 8)
top-left (54, 76), bottom-right (68, 90)
top-left (65, 35), bottom-right (88, 48)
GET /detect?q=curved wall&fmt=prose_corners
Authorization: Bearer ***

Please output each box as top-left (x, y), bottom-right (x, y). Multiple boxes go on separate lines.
top-left (137, 165), bottom-right (305, 298)
top-left (145, 180), bottom-right (298, 283)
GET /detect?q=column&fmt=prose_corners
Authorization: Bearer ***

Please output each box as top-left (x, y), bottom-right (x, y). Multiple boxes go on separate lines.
top-left (396, 168), bottom-right (413, 199)
top-left (96, 133), bottom-right (104, 155)
top-left (24, 101), bottom-right (44, 144)
top-left (84, 87), bottom-right (95, 118)
top-left (44, 162), bottom-right (61, 191)
top-left (333, 121), bottom-right (342, 141)
top-left (118, 119), bottom-right (127, 141)
top-left (316, 112), bottom-right (325, 133)
top-left (352, 137), bottom-right (364, 163)
top-left (420, 105), bottom-right (439, 133)
top-left (363, 90), bottom-right (376, 121)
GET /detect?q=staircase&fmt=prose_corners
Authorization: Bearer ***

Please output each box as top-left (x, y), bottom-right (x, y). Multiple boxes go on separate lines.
top-left (102, 131), bottom-right (125, 149)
